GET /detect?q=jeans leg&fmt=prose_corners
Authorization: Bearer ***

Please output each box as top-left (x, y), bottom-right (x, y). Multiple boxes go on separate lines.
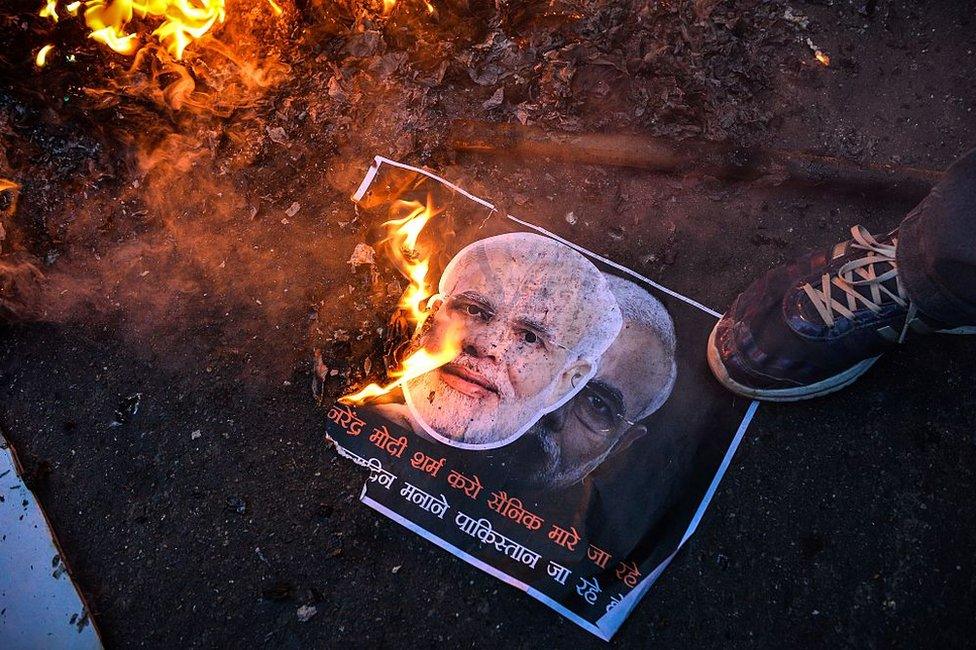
top-left (897, 148), bottom-right (976, 326)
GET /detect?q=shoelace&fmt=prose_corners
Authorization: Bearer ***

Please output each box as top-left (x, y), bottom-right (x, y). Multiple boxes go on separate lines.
top-left (801, 225), bottom-right (918, 343)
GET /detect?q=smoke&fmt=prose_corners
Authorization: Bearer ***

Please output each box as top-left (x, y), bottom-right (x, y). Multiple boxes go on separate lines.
top-left (2, 133), bottom-right (302, 378)
top-left (0, 0), bottom-right (498, 389)
top-left (0, 35), bottom-right (335, 386)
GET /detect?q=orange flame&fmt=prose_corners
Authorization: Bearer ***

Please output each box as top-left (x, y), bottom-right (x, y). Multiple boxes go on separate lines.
top-left (339, 338), bottom-right (460, 404)
top-left (88, 0), bottom-right (225, 59)
top-left (814, 50), bottom-right (830, 66)
top-left (36, 0), bottom-right (281, 60)
top-left (340, 195), bottom-right (461, 404)
top-left (384, 197), bottom-right (440, 329)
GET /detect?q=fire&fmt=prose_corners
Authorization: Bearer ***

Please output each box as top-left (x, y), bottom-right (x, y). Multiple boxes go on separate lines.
top-left (382, 0), bottom-right (435, 16)
top-left (384, 197), bottom-right (441, 328)
top-left (340, 344), bottom-right (458, 403)
top-left (35, 44), bottom-right (55, 67)
top-left (89, 0), bottom-right (224, 59)
top-left (34, 0), bottom-right (286, 60)
top-left (340, 195), bottom-right (461, 405)
top-left (815, 50), bottom-right (830, 66)
top-left (39, 0), bottom-right (59, 21)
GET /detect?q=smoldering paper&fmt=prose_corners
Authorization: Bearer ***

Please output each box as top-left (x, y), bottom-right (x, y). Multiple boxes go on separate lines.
top-left (324, 156), bottom-right (758, 640)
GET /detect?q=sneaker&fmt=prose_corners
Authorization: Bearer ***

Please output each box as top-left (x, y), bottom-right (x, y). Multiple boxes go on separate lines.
top-left (707, 225), bottom-right (976, 401)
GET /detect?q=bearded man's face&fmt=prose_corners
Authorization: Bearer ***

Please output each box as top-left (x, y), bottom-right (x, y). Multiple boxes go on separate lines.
top-left (521, 274), bottom-right (677, 489)
top-left (532, 320), bottom-right (666, 486)
top-left (403, 233), bottom-right (621, 448)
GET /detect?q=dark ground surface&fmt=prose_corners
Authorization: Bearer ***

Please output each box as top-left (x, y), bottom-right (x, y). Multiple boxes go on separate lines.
top-left (1, 0), bottom-right (975, 647)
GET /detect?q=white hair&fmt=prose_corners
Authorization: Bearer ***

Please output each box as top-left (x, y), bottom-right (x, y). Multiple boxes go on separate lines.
top-left (605, 274), bottom-right (677, 420)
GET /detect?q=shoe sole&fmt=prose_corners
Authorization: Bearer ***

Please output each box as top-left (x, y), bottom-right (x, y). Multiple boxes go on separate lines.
top-left (706, 321), bottom-right (976, 402)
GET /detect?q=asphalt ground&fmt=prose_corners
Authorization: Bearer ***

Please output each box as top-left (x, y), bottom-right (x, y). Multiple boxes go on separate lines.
top-left (1, 0), bottom-right (975, 646)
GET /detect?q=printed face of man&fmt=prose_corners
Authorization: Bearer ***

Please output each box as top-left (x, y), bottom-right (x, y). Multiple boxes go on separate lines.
top-left (403, 233), bottom-right (621, 448)
top-left (525, 280), bottom-right (676, 488)
top-left (550, 322), bottom-right (666, 478)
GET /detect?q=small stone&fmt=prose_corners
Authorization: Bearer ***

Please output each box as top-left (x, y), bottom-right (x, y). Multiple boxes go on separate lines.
top-left (565, 211), bottom-right (577, 225)
top-left (191, 430), bottom-right (202, 440)
top-left (285, 202), bottom-right (301, 217)
top-left (327, 76), bottom-right (348, 102)
top-left (297, 605), bottom-right (317, 622)
top-left (482, 87), bottom-right (504, 110)
top-left (347, 243), bottom-right (376, 267)
top-left (267, 126), bottom-right (288, 145)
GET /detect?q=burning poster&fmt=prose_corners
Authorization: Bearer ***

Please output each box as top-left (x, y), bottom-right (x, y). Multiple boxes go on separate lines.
top-left (323, 157), bottom-right (758, 640)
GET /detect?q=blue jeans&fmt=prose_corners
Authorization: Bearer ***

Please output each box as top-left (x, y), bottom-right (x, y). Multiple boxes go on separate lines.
top-left (898, 148), bottom-right (976, 326)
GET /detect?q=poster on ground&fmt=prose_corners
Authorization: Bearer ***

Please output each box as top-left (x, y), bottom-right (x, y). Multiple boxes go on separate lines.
top-left (323, 156), bottom-right (757, 640)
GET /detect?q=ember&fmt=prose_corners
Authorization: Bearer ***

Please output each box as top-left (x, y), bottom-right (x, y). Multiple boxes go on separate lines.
top-left (341, 195), bottom-right (461, 404)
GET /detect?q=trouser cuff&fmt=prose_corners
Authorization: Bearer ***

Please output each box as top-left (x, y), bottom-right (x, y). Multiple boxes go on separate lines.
top-left (898, 202), bottom-right (976, 326)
